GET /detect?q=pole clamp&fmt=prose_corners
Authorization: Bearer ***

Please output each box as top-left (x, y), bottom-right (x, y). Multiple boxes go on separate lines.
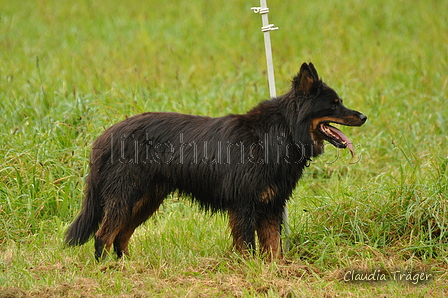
top-left (251, 7), bottom-right (269, 14)
top-left (261, 24), bottom-right (279, 32)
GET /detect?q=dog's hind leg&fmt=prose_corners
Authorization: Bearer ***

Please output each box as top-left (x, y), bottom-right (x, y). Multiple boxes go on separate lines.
top-left (228, 208), bottom-right (256, 256)
top-left (113, 191), bottom-right (166, 258)
top-left (94, 198), bottom-right (132, 260)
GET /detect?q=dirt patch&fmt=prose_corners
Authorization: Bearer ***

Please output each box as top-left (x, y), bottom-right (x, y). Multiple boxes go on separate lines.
top-left (0, 288), bottom-right (27, 298)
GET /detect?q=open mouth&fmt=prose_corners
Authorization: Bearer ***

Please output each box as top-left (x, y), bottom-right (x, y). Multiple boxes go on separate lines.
top-left (318, 122), bottom-right (355, 157)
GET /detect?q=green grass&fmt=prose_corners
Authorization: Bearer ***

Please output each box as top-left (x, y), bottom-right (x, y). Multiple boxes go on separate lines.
top-left (1, 0), bottom-right (447, 296)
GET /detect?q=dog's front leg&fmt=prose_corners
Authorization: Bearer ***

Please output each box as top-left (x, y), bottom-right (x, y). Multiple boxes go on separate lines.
top-left (255, 207), bottom-right (283, 260)
top-left (228, 208), bottom-right (256, 256)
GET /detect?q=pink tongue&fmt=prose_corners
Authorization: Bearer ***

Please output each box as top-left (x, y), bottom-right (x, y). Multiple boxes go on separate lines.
top-left (326, 125), bottom-right (355, 157)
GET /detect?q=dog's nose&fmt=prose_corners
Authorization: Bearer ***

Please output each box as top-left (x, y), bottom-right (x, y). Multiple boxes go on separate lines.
top-left (359, 114), bottom-right (367, 123)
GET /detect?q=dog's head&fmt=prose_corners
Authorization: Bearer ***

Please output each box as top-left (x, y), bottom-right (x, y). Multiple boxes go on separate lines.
top-left (292, 62), bottom-right (367, 157)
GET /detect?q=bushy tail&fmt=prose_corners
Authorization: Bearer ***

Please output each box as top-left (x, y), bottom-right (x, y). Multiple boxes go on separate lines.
top-left (65, 180), bottom-right (102, 246)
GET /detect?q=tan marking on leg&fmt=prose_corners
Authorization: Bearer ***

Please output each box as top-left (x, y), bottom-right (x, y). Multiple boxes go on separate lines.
top-left (95, 221), bottom-right (123, 259)
top-left (256, 218), bottom-right (282, 261)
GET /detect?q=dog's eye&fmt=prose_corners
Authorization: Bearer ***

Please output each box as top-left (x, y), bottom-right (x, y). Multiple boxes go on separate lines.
top-left (332, 99), bottom-right (340, 109)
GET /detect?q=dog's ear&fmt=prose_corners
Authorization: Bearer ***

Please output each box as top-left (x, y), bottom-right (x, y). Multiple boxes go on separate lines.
top-left (308, 62), bottom-right (319, 80)
top-left (293, 62), bottom-right (321, 97)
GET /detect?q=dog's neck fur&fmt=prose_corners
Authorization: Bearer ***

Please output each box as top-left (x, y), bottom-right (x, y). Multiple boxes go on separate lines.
top-left (245, 93), bottom-right (320, 161)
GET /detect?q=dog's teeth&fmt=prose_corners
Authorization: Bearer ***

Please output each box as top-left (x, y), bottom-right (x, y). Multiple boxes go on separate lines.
top-left (324, 126), bottom-right (335, 137)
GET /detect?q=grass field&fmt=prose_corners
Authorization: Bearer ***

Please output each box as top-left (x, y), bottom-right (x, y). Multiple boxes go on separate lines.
top-left (1, 0), bottom-right (447, 296)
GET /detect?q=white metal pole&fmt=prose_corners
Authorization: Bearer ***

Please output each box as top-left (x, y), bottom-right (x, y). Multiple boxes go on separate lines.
top-left (251, 1), bottom-right (278, 98)
top-left (251, 1), bottom-right (291, 252)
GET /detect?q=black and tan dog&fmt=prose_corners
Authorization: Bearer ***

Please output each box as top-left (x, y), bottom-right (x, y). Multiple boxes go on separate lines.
top-left (65, 63), bottom-right (367, 260)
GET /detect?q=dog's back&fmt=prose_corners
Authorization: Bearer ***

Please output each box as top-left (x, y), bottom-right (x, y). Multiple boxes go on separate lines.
top-left (89, 104), bottom-right (301, 208)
